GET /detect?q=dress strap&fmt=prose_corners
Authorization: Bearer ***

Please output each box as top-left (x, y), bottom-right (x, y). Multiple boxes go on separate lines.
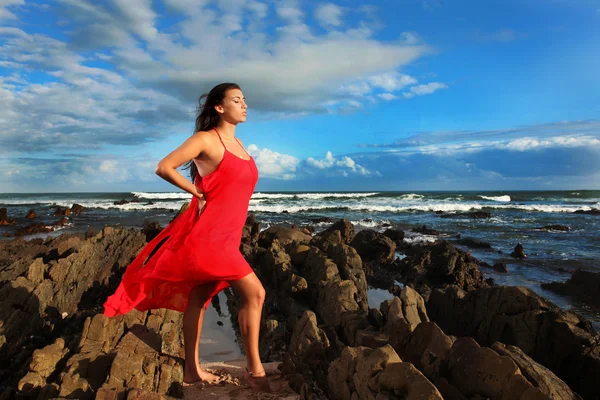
top-left (234, 137), bottom-right (251, 158)
top-left (213, 128), bottom-right (226, 150)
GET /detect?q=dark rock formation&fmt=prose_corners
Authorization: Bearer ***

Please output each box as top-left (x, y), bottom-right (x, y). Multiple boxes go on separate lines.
top-left (0, 208), bottom-right (16, 225)
top-left (427, 285), bottom-right (599, 399)
top-left (542, 269), bottom-right (600, 307)
top-left (511, 243), bottom-right (527, 258)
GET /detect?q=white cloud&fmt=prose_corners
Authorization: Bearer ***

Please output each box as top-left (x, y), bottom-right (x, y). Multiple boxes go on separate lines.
top-left (276, 0), bottom-right (303, 22)
top-left (306, 151), bottom-right (371, 176)
top-left (403, 82), bottom-right (448, 98)
top-left (0, 0), bottom-right (23, 20)
top-left (378, 93), bottom-right (397, 101)
top-left (315, 3), bottom-right (344, 28)
top-left (368, 72), bottom-right (417, 91)
top-left (112, 0), bottom-right (158, 41)
top-left (247, 144), bottom-right (300, 180)
top-left (503, 135), bottom-right (600, 151)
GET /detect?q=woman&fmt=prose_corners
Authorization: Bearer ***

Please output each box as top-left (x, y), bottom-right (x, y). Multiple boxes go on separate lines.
top-left (103, 83), bottom-right (271, 392)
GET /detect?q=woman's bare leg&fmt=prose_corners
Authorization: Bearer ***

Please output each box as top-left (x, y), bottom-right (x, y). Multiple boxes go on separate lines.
top-left (183, 283), bottom-right (220, 382)
top-left (229, 272), bottom-right (266, 375)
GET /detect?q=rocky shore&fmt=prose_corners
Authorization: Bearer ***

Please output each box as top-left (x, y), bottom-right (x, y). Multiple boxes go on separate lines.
top-left (0, 213), bottom-right (598, 399)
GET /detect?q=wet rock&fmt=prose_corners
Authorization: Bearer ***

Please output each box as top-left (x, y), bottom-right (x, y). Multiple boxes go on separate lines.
top-left (54, 217), bottom-right (70, 227)
top-left (25, 209), bottom-right (37, 219)
top-left (113, 199), bottom-right (129, 205)
top-left (15, 222), bottom-right (53, 236)
top-left (456, 237), bottom-right (492, 249)
top-left (542, 269), bottom-right (600, 307)
top-left (573, 209), bottom-right (600, 215)
top-left (349, 229), bottom-right (396, 264)
top-left (537, 225), bottom-right (570, 232)
top-left (485, 263), bottom-right (506, 274)
top-left (0, 208), bottom-right (16, 225)
top-left (511, 243), bottom-right (527, 258)
top-left (382, 228), bottom-right (405, 245)
top-left (396, 241), bottom-right (490, 298)
top-left (71, 203), bottom-right (86, 214)
top-left (411, 225), bottom-right (440, 235)
top-left (311, 217), bottom-right (334, 223)
top-left (53, 206), bottom-right (72, 216)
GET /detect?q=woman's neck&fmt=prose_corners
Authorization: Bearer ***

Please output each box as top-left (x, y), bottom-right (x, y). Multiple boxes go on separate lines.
top-left (215, 121), bottom-right (237, 139)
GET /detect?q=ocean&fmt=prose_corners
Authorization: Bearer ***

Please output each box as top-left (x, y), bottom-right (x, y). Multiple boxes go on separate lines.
top-left (1, 190), bottom-right (599, 329)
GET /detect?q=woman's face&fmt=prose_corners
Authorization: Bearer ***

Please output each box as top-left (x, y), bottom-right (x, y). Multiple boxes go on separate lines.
top-left (218, 88), bottom-right (247, 123)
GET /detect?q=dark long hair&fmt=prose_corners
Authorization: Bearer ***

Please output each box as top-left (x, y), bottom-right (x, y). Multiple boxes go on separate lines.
top-left (183, 82), bottom-right (241, 183)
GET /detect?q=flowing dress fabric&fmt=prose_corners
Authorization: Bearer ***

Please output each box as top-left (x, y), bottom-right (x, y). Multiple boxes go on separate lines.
top-left (103, 129), bottom-right (258, 316)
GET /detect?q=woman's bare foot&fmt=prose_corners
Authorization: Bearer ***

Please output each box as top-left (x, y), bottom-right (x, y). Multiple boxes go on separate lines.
top-left (244, 368), bottom-right (272, 392)
top-left (183, 365), bottom-right (221, 385)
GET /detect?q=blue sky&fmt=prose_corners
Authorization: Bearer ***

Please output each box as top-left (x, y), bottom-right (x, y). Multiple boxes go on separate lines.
top-left (1, 0), bottom-right (599, 193)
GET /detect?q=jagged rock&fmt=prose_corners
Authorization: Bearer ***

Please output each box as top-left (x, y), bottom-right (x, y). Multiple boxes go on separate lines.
top-left (289, 310), bottom-right (330, 362)
top-left (15, 222), bottom-right (53, 236)
top-left (341, 310), bottom-right (372, 346)
top-left (402, 322), bottom-right (454, 381)
top-left (311, 232), bottom-right (368, 311)
top-left (541, 269), bottom-right (600, 307)
top-left (0, 208), bottom-right (16, 225)
top-left (25, 209), bottom-right (37, 219)
top-left (411, 225), bottom-right (440, 235)
top-left (396, 241), bottom-right (490, 299)
top-left (375, 362), bottom-right (444, 399)
top-left (537, 225), bottom-right (570, 231)
top-left (511, 243), bottom-right (527, 258)
top-left (328, 346), bottom-right (372, 400)
top-left (349, 229), bottom-right (396, 264)
top-left (385, 287), bottom-right (430, 353)
top-left (368, 308), bottom-right (384, 329)
top-left (456, 237), bottom-right (492, 249)
top-left (573, 209), bottom-right (600, 215)
top-left (382, 228), bottom-right (405, 246)
top-left (53, 206), bottom-right (72, 216)
top-left (355, 330), bottom-right (390, 349)
top-left (448, 337), bottom-right (530, 399)
top-left (491, 342), bottom-right (582, 400)
top-left (325, 219), bottom-right (355, 244)
top-left (493, 262), bottom-right (508, 272)
top-left (242, 213), bottom-right (261, 246)
top-left (258, 225), bottom-right (312, 248)
top-left (142, 220), bottom-right (162, 242)
top-left (354, 344), bottom-right (402, 399)
top-left (427, 285), bottom-right (600, 399)
top-left (71, 203), bottom-right (85, 214)
top-left (317, 280), bottom-right (360, 327)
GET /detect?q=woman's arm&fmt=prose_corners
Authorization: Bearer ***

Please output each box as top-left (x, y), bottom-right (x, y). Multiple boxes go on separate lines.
top-left (154, 132), bottom-right (207, 200)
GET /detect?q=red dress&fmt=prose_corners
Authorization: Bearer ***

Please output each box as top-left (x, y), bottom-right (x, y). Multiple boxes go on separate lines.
top-left (103, 128), bottom-right (258, 316)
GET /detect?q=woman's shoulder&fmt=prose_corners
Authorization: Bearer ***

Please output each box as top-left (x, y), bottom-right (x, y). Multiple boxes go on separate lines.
top-left (192, 130), bottom-right (218, 144)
